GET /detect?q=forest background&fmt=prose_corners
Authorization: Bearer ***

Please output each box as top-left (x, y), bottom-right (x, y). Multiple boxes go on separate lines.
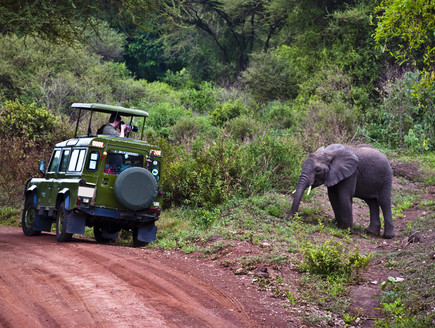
top-left (1, 1), bottom-right (435, 326)
top-left (1, 0), bottom-right (434, 209)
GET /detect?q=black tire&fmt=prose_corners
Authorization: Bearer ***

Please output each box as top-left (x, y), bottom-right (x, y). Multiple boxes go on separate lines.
top-left (56, 201), bottom-right (73, 242)
top-left (22, 198), bottom-right (41, 236)
top-left (114, 167), bottom-right (158, 211)
top-left (93, 225), bottom-right (113, 243)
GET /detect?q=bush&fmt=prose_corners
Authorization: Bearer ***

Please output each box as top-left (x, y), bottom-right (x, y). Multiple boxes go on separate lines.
top-left (365, 71), bottom-right (434, 151)
top-left (0, 137), bottom-right (52, 207)
top-left (297, 99), bottom-right (361, 151)
top-left (146, 103), bottom-right (193, 138)
top-left (0, 99), bottom-right (68, 145)
top-left (162, 133), bottom-right (304, 208)
top-left (212, 98), bottom-right (249, 126)
top-left (301, 238), bottom-right (371, 280)
top-left (180, 82), bottom-right (218, 114)
top-left (0, 35), bottom-right (146, 114)
top-left (224, 115), bottom-right (263, 141)
top-left (240, 134), bottom-right (303, 195)
top-left (241, 49), bottom-right (299, 102)
top-left (260, 101), bottom-right (297, 130)
top-left (171, 116), bottom-right (216, 142)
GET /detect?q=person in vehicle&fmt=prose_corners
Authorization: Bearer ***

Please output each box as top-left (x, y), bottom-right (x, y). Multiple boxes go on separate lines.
top-left (98, 113), bottom-right (130, 137)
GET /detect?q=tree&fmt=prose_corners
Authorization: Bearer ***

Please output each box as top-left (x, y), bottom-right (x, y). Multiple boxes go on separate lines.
top-left (158, 0), bottom-right (290, 79)
top-left (373, 0), bottom-right (435, 69)
top-left (0, 0), bottom-right (157, 45)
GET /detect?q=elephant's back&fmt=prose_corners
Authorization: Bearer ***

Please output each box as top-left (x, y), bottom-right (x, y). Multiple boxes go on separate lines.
top-left (353, 146), bottom-right (392, 195)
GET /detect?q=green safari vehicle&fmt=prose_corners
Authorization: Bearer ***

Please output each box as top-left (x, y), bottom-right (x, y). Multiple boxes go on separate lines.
top-left (22, 103), bottom-right (163, 246)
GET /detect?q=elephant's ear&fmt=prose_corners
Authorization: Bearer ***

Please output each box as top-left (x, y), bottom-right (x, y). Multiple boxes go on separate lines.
top-left (324, 145), bottom-right (358, 187)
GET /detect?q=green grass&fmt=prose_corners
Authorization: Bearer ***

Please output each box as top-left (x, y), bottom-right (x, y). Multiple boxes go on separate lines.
top-left (0, 206), bottom-right (21, 227)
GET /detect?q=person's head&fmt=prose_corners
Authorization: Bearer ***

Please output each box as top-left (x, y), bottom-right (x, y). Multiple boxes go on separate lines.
top-left (109, 112), bottom-right (122, 124)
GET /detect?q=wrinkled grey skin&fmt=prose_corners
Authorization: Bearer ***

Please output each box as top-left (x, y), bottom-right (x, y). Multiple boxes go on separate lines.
top-left (287, 144), bottom-right (395, 238)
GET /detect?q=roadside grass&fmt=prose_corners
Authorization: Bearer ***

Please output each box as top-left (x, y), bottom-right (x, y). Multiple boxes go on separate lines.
top-left (0, 207), bottom-right (21, 227)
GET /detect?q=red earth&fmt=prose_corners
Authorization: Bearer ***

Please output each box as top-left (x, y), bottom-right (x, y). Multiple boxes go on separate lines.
top-left (0, 225), bottom-right (300, 328)
top-left (0, 161), bottom-right (433, 327)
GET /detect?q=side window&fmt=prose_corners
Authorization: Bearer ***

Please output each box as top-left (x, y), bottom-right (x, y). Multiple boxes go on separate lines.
top-left (48, 150), bottom-right (61, 173)
top-left (87, 151), bottom-right (99, 172)
top-left (67, 149), bottom-right (86, 172)
top-left (59, 149), bottom-right (71, 173)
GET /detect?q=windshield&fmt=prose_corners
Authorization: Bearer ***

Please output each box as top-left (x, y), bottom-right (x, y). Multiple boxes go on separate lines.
top-left (104, 150), bottom-right (144, 175)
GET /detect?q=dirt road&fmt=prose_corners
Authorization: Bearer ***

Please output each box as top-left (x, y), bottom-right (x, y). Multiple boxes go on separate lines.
top-left (0, 226), bottom-right (294, 328)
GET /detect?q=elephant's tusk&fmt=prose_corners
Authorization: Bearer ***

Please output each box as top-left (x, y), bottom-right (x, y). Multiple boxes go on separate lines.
top-left (307, 185), bottom-right (312, 196)
top-left (292, 189), bottom-right (296, 195)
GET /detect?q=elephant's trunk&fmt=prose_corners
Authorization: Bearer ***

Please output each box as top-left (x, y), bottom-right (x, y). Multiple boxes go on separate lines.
top-left (287, 174), bottom-right (310, 219)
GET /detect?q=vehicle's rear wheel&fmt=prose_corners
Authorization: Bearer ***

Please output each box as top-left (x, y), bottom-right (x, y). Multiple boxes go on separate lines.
top-left (22, 198), bottom-right (41, 236)
top-left (93, 225), bottom-right (113, 243)
top-left (56, 201), bottom-right (73, 242)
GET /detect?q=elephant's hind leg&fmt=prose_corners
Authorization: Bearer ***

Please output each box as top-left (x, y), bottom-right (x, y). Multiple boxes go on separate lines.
top-left (364, 198), bottom-right (381, 236)
top-left (379, 196), bottom-right (395, 239)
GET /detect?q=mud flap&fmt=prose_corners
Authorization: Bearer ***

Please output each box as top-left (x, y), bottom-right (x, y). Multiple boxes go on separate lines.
top-left (33, 212), bottom-right (52, 232)
top-left (66, 211), bottom-right (86, 234)
top-left (137, 223), bottom-right (157, 243)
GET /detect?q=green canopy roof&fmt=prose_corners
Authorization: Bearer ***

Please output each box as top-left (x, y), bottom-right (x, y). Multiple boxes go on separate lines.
top-left (71, 103), bottom-right (149, 117)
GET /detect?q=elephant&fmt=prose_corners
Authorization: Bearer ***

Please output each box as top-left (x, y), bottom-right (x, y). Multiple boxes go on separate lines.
top-left (287, 144), bottom-right (395, 238)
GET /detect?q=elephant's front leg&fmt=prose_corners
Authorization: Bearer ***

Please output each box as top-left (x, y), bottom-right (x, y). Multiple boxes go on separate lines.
top-left (363, 198), bottom-right (381, 236)
top-left (327, 185), bottom-right (353, 230)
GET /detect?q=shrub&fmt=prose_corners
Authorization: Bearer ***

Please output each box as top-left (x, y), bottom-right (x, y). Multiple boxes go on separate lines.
top-left (224, 115), bottom-right (263, 141)
top-left (298, 99), bottom-right (361, 151)
top-left (146, 103), bottom-right (193, 138)
top-left (171, 116), bottom-right (215, 142)
top-left (162, 137), bottom-right (241, 208)
top-left (180, 81), bottom-right (218, 114)
top-left (0, 137), bottom-right (52, 207)
top-left (260, 101), bottom-right (297, 130)
top-left (301, 238), bottom-right (371, 280)
top-left (211, 98), bottom-right (249, 126)
top-left (239, 133), bottom-right (303, 195)
top-left (162, 133), bottom-right (304, 208)
top-left (0, 35), bottom-right (147, 114)
top-left (365, 71), bottom-right (434, 151)
top-left (0, 99), bottom-right (68, 145)
top-left (241, 49), bottom-right (299, 102)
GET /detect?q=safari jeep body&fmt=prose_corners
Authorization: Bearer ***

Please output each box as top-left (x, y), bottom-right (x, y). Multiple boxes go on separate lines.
top-left (22, 103), bottom-right (162, 246)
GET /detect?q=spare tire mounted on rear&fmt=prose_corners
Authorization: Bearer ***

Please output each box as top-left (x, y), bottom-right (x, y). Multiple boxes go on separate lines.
top-left (114, 167), bottom-right (158, 210)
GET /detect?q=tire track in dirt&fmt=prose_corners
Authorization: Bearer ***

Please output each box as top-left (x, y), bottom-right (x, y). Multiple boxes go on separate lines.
top-left (0, 227), bottom-right (261, 327)
top-left (75, 245), bottom-right (257, 327)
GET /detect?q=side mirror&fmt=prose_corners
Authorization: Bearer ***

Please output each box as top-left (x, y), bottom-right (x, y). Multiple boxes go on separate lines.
top-left (39, 160), bottom-right (46, 176)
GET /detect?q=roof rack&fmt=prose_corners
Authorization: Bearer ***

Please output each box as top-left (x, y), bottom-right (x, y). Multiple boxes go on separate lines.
top-left (71, 103), bottom-right (149, 138)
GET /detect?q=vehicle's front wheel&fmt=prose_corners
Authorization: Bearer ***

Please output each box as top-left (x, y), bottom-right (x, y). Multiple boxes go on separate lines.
top-left (22, 198), bottom-right (41, 236)
top-left (56, 201), bottom-right (73, 242)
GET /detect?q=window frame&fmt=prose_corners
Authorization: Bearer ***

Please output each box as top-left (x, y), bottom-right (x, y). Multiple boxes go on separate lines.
top-left (67, 148), bottom-right (87, 173)
top-left (47, 149), bottom-right (61, 173)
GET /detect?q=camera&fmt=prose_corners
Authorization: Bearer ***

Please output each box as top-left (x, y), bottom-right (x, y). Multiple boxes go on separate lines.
top-left (120, 121), bottom-right (139, 132)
